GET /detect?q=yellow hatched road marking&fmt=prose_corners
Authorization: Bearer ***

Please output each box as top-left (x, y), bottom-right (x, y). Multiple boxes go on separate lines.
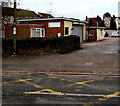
top-left (3, 79), bottom-right (32, 84)
top-left (3, 79), bottom-right (42, 88)
top-left (24, 90), bottom-right (120, 98)
top-left (62, 80), bottom-right (94, 87)
top-left (33, 89), bottom-right (63, 95)
top-left (98, 91), bottom-right (120, 101)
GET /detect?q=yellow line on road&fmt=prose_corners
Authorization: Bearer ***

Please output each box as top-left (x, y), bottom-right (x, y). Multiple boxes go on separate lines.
top-left (34, 89), bottom-right (63, 95)
top-left (24, 90), bottom-right (120, 98)
top-left (3, 79), bottom-right (32, 84)
top-left (3, 79), bottom-right (42, 88)
top-left (24, 89), bottom-right (63, 95)
top-left (18, 79), bottom-right (42, 88)
top-left (98, 91), bottom-right (120, 101)
top-left (62, 80), bottom-right (94, 87)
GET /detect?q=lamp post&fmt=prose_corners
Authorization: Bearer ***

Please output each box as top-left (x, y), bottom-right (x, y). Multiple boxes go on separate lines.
top-left (13, 0), bottom-right (17, 55)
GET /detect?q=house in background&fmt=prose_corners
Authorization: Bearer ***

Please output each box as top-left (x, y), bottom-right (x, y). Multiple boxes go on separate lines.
top-left (103, 12), bottom-right (111, 29)
top-left (2, 7), bottom-right (54, 38)
top-left (2, 7), bottom-right (41, 25)
top-left (103, 17), bottom-right (111, 29)
top-left (2, 7), bottom-right (40, 38)
top-left (86, 16), bottom-right (105, 41)
top-left (5, 17), bottom-right (88, 42)
top-left (115, 17), bottom-right (120, 30)
top-left (38, 12), bottom-right (54, 18)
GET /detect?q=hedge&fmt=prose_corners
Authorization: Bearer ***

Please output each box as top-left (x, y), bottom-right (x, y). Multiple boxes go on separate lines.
top-left (2, 35), bottom-right (80, 55)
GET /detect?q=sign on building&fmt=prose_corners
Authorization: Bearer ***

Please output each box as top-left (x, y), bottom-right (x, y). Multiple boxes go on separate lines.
top-left (48, 22), bottom-right (61, 27)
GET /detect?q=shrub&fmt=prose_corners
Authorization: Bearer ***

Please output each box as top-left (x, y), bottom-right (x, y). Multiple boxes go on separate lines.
top-left (2, 35), bottom-right (80, 55)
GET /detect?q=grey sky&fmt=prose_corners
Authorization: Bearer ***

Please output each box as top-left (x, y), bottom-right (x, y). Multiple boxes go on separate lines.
top-left (20, 0), bottom-right (119, 20)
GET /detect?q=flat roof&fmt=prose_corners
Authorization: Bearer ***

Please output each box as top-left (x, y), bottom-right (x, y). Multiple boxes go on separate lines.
top-left (19, 17), bottom-right (88, 23)
top-left (6, 24), bottom-right (44, 26)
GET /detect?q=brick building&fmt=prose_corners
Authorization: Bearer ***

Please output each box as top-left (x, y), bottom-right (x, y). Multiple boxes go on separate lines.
top-left (86, 16), bottom-right (105, 41)
top-left (5, 17), bottom-right (88, 42)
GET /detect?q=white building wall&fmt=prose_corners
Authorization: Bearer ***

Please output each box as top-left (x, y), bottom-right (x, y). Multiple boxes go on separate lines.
top-left (97, 29), bottom-right (104, 41)
top-left (64, 21), bottom-right (72, 36)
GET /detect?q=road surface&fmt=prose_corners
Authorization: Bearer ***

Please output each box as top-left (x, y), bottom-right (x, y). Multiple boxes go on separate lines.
top-left (2, 37), bottom-right (120, 105)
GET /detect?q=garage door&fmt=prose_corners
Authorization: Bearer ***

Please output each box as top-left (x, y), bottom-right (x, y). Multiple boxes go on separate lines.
top-left (72, 25), bottom-right (83, 42)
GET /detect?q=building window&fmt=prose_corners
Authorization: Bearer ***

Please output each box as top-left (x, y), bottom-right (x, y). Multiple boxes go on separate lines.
top-left (31, 28), bottom-right (45, 37)
top-left (89, 30), bottom-right (94, 36)
top-left (65, 27), bottom-right (69, 35)
top-left (100, 29), bottom-right (103, 35)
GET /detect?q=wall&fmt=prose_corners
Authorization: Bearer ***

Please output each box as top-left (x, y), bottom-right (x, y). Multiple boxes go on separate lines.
top-left (97, 29), bottom-right (104, 41)
top-left (115, 18), bottom-right (120, 30)
top-left (20, 20), bottom-right (64, 37)
top-left (5, 25), bottom-right (43, 38)
top-left (88, 29), bottom-right (97, 41)
top-left (20, 20), bottom-right (87, 40)
top-left (80, 23), bottom-right (87, 41)
top-left (64, 21), bottom-right (72, 36)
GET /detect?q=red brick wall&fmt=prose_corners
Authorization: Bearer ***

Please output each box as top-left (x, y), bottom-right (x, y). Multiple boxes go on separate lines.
top-left (20, 20), bottom-right (64, 37)
top-left (90, 29), bottom-right (97, 41)
top-left (5, 26), bottom-right (13, 38)
top-left (5, 25), bottom-right (43, 38)
top-left (88, 29), bottom-right (97, 41)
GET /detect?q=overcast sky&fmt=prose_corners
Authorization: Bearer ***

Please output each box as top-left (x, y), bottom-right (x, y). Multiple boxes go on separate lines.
top-left (20, 0), bottom-right (120, 20)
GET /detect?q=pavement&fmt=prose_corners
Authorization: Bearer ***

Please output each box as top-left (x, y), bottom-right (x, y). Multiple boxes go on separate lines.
top-left (2, 37), bottom-right (120, 105)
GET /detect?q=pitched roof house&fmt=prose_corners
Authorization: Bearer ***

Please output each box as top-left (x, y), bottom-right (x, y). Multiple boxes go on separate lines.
top-left (38, 12), bottom-right (54, 18)
top-left (103, 17), bottom-right (111, 28)
top-left (86, 16), bottom-right (105, 41)
top-left (2, 7), bottom-right (40, 25)
top-left (2, 7), bottom-right (53, 38)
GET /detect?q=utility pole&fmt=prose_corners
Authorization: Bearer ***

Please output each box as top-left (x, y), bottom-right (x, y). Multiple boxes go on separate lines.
top-left (13, 0), bottom-right (17, 55)
top-left (49, 2), bottom-right (52, 15)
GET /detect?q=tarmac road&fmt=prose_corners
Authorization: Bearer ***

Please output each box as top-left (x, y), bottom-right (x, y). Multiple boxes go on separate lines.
top-left (2, 75), bottom-right (120, 105)
top-left (2, 37), bottom-right (120, 105)
top-left (2, 37), bottom-right (119, 75)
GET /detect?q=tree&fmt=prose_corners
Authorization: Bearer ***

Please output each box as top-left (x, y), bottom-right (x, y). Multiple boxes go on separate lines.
top-left (103, 12), bottom-right (111, 19)
top-left (110, 15), bottom-right (117, 30)
top-left (1, 0), bottom-right (21, 8)
top-left (1, 0), bottom-right (13, 7)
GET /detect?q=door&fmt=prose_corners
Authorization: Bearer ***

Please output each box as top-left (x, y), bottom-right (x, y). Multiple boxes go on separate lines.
top-left (72, 25), bottom-right (83, 42)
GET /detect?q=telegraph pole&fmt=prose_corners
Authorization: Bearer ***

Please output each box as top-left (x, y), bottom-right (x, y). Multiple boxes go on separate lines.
top-left (49, 2), bottom-right (52, 15)
top-left (13, 0), bottom-right (17, 55)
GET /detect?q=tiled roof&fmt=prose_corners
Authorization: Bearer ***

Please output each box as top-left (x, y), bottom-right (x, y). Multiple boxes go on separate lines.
top-left (2, 7), bottom-right (40, 18)
top-left (38, 12), bottom-right (54, 18)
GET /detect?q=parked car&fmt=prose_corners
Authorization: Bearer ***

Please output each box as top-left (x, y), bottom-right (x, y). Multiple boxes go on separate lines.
top-left (111, 31), bottom-right (120, 37)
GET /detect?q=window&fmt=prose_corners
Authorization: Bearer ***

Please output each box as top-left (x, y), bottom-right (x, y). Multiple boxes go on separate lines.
top-left (31, 28), bottom-right (45, 37)
top-left (100, 29), bottom-right (103, 35)
top-left (65, 27), bottom-right (69, 35)
top-left (89, 30), bottom-right (94, 36)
